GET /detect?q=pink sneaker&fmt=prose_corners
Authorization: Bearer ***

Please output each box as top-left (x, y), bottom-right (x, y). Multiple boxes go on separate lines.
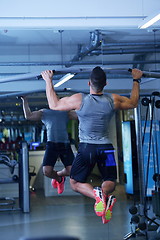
top-left (93, 187), bottom-right (106, 217)
top-left (57, 176), bottom-right (65, 194)
top-left (51, 179), bottom-right (57, 189)
top-left (102, 195), bottom-right (116, 224)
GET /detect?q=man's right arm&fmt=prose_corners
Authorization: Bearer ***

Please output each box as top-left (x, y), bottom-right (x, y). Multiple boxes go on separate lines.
top-left (41, 70), bottom-right (82, 111)
top-left (21, 96), bottom-right (43, 121)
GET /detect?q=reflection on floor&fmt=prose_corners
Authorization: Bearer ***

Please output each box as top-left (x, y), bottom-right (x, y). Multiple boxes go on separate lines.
top-left (0, 184), bottom-right (160, 240)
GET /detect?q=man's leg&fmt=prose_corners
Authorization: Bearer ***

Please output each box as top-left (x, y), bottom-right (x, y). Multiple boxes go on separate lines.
top-left (43, 165), bottom-right (61, 182)
top-left (101, 180), bottom-right (117, 224)
top-left (70, 178), bottom-right (95, 199)
top-left (55, 166), bottom-right (72, 194)
top-left (53, 143), bottom-right (74, 193)
top-left (57, 165), bottom-right (71, 177)
top-left (43, 166), bottom-right (65, 194)
top-left (70, 143), bottom-right (107, 215)
top-left (43, 142), bottom-right (62, 184)
top-left (101, 180), bottom-right (116, 196)
top-left (70, 178), bottom-right (107, 217)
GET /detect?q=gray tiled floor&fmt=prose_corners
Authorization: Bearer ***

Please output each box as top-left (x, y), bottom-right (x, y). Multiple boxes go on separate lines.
top-left (0, 185), bottom-right (160, 240)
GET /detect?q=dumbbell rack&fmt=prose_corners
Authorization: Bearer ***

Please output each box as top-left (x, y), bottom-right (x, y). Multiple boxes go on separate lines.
top-left (0, 197), bottom-right (16, 211)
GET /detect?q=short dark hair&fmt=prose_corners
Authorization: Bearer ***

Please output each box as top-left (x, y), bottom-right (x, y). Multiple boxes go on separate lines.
top-left (90, 66), bottom-right (106, 92)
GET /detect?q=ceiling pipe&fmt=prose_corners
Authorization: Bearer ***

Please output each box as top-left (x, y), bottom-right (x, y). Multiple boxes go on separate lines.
top-left (0, 88), bottom-right (85, 99)
top-left (65, 30), bottom-right (101, 67)
top-left (0, 59), bottom-right (160, 67)
top-left (0, 89), bottom-right (45, 98)
top-left (89, 48), bottom-right (160, 56)
top-left (64, 60), bottom-right (160, 66)
top-left (101, 42), bottom-right (160, 47)
top-left (0, 89), bottom-right (157, 100)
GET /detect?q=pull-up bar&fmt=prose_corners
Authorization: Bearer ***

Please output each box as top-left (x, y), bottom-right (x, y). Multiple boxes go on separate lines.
top-left (0, 68), bottom-right (86, 83)
top-left (128, 68), bottom-right (160, 78)
top-left (0, 68), bottom-right (160, 84)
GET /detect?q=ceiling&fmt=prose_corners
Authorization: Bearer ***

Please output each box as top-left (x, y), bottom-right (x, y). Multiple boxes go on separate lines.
top-left (0, 0), bottom-right (160, 122)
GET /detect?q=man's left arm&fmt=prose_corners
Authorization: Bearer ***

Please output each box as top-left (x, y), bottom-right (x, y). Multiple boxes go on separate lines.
top-left (112, 68), bottom-right (142, 110)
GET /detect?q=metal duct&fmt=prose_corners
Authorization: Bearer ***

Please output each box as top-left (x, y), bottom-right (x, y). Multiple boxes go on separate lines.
top-left (64, 60), bottom-right (160, 66)
top-left (65, 30), bottom-right (101, 67)
top-left (101, 42), bottom-right (160, 47)
top-left (90, 48), bottom-right (160, 56)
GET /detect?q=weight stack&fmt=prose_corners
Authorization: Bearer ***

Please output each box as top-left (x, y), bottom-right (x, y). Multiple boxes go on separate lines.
top-left (152, 190), bottom-right (160, 217)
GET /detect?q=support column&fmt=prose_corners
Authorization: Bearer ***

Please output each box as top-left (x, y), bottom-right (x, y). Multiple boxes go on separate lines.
top-left (19, 141), bottom-right (30, 213)
top-left (134, 104), bottom-right (145, 208)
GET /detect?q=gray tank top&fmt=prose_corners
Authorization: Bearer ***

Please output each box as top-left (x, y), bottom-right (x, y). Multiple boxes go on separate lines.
top-left (76, 93), bottom-right (115, 144)
top-left (41, 109), bottom-right (69, 143)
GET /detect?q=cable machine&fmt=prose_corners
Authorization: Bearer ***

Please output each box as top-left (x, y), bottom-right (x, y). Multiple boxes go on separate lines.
top-left (124, 92), bottom-right (160, 239)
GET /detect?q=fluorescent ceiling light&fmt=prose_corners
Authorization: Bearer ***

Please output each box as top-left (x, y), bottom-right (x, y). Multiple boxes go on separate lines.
top-left (54, 73), bottom-right (75, 88)
top-left (139, 12), bottom-right (160, 29)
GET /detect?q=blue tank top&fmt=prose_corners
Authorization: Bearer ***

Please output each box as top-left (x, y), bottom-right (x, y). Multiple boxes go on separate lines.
top-left (76, 93), bottom-right (115, 144)
top-left (41, 109), bottom-right (69, 143)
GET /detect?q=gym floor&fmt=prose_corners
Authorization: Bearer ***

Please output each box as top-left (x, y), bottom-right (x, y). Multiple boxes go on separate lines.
top-left (0, 184), bottom-right (160, 240)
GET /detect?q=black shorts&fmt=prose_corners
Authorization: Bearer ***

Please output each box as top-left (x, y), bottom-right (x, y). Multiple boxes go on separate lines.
top-left (43, 141), bottom-right (74, 167)
top-left (70, 143), bottom-right (117, 183)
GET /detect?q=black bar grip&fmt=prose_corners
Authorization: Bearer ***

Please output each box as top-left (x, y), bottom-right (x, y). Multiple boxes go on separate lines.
top-left (128, 68), bottom-right (146, 77)
top-left (37, 70), bottom-right (55, 80)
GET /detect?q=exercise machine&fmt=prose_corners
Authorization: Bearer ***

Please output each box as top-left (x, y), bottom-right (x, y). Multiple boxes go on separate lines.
top-left (124, 92), bottom-right (160, 239)
top-left (0, 141), bottom-right (30, 213)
